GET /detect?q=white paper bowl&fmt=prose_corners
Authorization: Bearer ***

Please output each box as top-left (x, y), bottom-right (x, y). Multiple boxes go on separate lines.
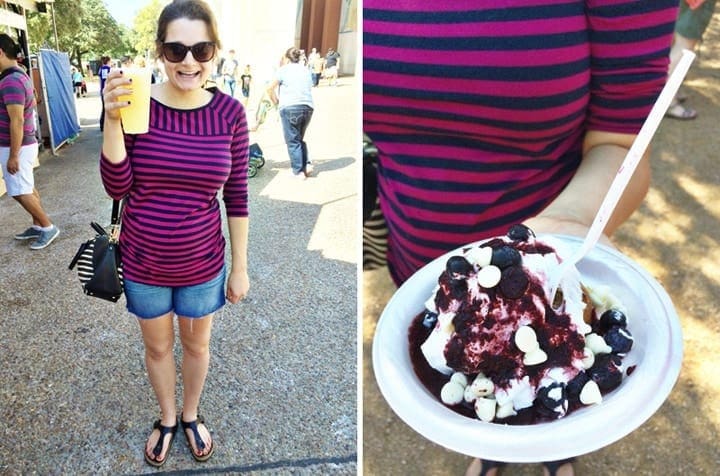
top-left (372, 235), bottom-right (683, 462)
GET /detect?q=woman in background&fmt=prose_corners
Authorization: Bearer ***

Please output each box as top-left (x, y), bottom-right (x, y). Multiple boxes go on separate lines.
top-left (266, 47), bottom-right (315, 179)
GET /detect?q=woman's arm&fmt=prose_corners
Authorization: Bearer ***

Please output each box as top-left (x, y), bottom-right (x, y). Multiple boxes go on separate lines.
top-left (99, 69), bottom-right (135, 199)
top-left (226, 216), bottom-right (249, 303)
top-left (266, 79), bottom-right (280, 105)
top-left (526, 1), bottom-right (677, 242)
top-left (525, 131), bottom-right (649, 243)
top-left (101, 69), bottom-right (132, 163)
top-left (223, 104), bottom-right (251, 303)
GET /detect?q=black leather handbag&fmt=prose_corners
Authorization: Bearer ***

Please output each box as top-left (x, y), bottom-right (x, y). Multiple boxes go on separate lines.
top-left (69, 200), bottom-right (124, 302)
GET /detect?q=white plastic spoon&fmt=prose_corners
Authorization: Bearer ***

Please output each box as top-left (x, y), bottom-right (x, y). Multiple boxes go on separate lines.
top-left (548, 49), bottom-right (696, 307)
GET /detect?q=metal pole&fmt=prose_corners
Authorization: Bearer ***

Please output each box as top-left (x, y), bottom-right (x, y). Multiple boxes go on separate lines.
top-left (50, 3), bottom-right (59, 50)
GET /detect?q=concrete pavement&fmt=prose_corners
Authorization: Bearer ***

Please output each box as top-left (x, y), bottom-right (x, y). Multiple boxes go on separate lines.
top-left (0, 76), bottom-right (358, 474)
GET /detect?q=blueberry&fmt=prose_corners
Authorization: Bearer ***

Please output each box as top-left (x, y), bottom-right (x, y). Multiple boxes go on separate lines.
top-left (588, 354), bottom-right (623, 392)
top-left (598, 309), bottom-right (627, 333)
top-left (507, 224), bottom-right (534, 241)
top-left (422, 311), bottom-right (438, 328)
top-left (537, 382), bottom-right (566, 410)
top-left (566, 371), bottom-right (589, 401)
top-left (604, 326), bottom-right (633, 354)
top-left (450, 279), bottom-right (468, 299)
top-left (499, 266), bottom-right (528, 299)
top-left (535, 382), bottom-right (567, 418)
top-left (491, 246), bottom-right (521, 269)
top-left (446, 256), bottom-right (473, 278)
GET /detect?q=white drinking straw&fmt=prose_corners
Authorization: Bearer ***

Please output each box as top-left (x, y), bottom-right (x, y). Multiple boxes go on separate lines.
top-left (549, 49), bottom-right (696, 303)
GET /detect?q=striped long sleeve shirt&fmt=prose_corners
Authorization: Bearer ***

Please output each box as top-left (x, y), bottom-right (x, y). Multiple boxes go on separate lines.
top-left (100, 90), bottom-right (249, 286)
top-left (364, 0), bottom-right (678, 284)
top-left (0, 68), bottom-right (37, 146)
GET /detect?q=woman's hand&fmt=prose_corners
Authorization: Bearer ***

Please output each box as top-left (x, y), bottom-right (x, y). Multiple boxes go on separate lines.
top-left (226, 269), bottom-right (249, 304)
top-left (103, 69), bottom-right (133, 121)
top-left (523, 214), bottom-right (614, 248)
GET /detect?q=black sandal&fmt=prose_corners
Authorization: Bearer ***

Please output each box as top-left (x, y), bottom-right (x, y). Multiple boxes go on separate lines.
top-left (543, 458), bottom-right (575, 476)
top-left (144, 419), bottom-right (178, 467)
top-left (180, 415), bottom-right (215, 462)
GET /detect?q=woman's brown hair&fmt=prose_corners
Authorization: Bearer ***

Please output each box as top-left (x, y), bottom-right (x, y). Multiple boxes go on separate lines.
top-left (285, 47), bottom-right (302, 64)
top-left (155, 0), bottom-right (222, 58)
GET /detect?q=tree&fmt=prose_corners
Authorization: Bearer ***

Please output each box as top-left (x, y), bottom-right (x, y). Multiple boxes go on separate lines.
top-left (27, 0), bottom-right (133, 72)
top-left (131, 0), bottom-right (168, 61)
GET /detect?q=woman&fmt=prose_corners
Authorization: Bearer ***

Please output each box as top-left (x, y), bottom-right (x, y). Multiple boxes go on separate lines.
top-left (266, 47), bottom-right (315, 179)
top-left (100, 0), bottom-right (249, 467)
top-left (364, 1), bottom-right (679, 475)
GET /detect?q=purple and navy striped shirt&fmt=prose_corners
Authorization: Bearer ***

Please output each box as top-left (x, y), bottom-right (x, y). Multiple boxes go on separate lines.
top-left (100, 90), bottom-right (249, 286)
top-left (364, 0), bottom-right (678, 284)
top-left (0, 68), bottom-right (37, 147)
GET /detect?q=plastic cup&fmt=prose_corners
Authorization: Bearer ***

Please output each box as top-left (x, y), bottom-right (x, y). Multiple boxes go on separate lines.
top-left (117, 67), bottom-right (152, 134)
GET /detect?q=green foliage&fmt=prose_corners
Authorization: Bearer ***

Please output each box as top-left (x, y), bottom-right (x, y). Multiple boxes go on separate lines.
top-left (131, 0), bottom-right (168, 59)
top-left (26, 0), bottom-right (134, 70)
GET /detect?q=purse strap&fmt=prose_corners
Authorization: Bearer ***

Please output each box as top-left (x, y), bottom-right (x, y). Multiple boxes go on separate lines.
top-left (111, 199), bottom-right (122, 226)
top-left (109, 199), bottom-right (123, 241)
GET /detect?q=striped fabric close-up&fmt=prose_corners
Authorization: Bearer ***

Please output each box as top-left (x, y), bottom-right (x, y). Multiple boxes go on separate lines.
top-left (100, 91), bottom-right (249, 287)
top-left (363, 0), bottom-right (679, 284)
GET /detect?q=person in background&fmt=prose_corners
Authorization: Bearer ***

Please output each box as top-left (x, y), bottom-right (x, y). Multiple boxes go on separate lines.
top-left (120, 55), bottom-right (133, 69)
top-left (363, 2), bottom-right (679, 475)
top-left (100, 0), bottom-right (249, 467)
top-left (665, 0), bottom-right (718, 120)
top-left (98, 56), bottom-right (112, 131)
top-left (266, 46), bottom-right (315, 180)
top-left (324, 47), bottom-right (340, 86)
top-left (134, 55), bottom-right (157, 84)
top-left (222, 49), bottom-right (239, 96)
top-left (308, 47), bottom-right (323, 87)
top-left (239, 64), bottom-right (252, 106)
top-left (0, 33), bottom-right (60, 250)
top-left (71, 67), bottom-right (83, 98)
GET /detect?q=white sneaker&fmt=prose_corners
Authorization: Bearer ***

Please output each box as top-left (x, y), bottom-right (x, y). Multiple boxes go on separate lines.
top-left (305, 163), bottom-right (314, 176)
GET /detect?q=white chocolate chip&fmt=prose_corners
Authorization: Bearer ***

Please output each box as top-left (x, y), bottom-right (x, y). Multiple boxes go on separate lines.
top-left (440, 381), bottom-right (465, 405)
top-left (438, 313), bottom-right (455, 333)
top-left (523, 347), bottom-right (548, 366)
top-left (581, 347), bottom-right (595, 369)
top-left (464, 384), bottom-right (478, 403)
top-left (495, 401), bottom-right (517, 419)
top-left (579, 380), bottom-right (603, 405)
top-left (466, 246), bottom-right (493, 268)
top-left (476, 265), bottom-right (502, 288)
top-left (450, 372), bottom-right (468, 387)
top-left (514, 326), bottom-right (540, 353)
top-left (469, 375), bottom-right (495, 397)
top-left (586, 333), bottom-right (612, 355)
top-left (424, 286), bottom-right (440, 313)
top-left (474, 396), bottom-right (497, 422)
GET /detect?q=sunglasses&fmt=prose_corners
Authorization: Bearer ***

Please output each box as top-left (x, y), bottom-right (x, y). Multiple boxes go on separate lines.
top-left (161, 41), bottom-right (216, 63)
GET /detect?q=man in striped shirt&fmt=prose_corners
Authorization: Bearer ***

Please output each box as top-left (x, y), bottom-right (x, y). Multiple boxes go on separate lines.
top-left (0, 33), bottom-right (60, 249)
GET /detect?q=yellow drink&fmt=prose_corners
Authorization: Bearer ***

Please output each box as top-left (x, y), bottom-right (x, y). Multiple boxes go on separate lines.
top-left (118, 68), bottom-right (152, 134)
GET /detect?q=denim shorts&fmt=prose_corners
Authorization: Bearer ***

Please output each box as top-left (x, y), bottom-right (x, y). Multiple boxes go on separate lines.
top-left (124, 267), bottom-right (226, 319)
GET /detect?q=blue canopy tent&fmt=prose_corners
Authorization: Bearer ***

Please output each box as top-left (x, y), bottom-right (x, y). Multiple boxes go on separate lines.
top-left (37, 49), bottom-right (80, 154)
